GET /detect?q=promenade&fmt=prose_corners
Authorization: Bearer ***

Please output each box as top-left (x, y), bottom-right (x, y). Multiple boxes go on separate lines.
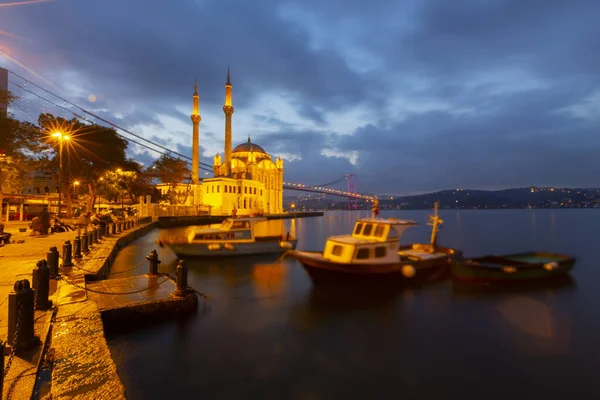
top-left (0, 219), bottom-right (195, 399)
top-left (0, 222), bottom-right (78, 399)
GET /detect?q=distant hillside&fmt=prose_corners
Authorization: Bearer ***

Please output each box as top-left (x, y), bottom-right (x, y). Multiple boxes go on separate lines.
top-left (379, 187), bottom-right (600, 209)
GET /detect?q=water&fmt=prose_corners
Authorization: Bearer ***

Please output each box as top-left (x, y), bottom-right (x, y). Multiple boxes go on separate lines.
top-left (106, 210), bottom-right (600, 399)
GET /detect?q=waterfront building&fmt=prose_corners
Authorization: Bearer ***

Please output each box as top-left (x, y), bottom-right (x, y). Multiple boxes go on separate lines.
top-left (196, 69), bottom-right (284, 215)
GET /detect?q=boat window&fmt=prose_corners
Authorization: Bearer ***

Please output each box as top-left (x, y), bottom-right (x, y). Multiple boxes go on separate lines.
top-left (331, 245), bottom-right (343, 256)
top-left (374, 246), bottom-right (386, 258)
top-left (194, 234), bottom-right (206, 240)
top-left (356, 248), bottom-right (370, 259)
top-left (353, 223), bottom-right (363, 235)
top-left (374, 225), bottom-right (385, 237)
top-left (363, 224), bottom-right (373, 236)
top-left (231, 221), bottom-right (250, 229)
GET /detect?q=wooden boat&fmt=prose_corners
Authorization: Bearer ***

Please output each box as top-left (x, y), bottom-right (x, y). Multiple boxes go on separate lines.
top-left (450, 252), bottom-right (576, 283)
top-left (288, 202), bottom-right (460, 283)
top-left (157, 217), bottom-right (297, 257)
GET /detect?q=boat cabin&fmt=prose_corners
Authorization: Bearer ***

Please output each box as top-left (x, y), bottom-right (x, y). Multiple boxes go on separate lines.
top-left (187, 217), bottom-right (264, 242)
top-left (323, 218), bottom-right (418, 264)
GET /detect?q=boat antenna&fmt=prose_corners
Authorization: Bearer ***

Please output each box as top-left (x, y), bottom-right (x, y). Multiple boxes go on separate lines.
top-left (427, 201), bottom-right (443, 253)
top-left (372, 199), bottom-right (379, 218)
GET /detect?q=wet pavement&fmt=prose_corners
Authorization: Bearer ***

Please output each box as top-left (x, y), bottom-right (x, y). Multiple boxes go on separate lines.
top-left (0, 220), bottom-right (165, 399)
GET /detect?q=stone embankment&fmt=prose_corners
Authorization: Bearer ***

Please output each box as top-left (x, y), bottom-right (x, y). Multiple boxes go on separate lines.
top-left (0, 217), bottom-right (199, 399)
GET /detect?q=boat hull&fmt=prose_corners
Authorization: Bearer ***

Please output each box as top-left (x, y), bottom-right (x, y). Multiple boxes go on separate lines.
top-left (164, 239), bottom-right (297, 258)
top-left (288, 247), bottom-right (455, 284)
top-left (451, 252), bottom-right (576, 283)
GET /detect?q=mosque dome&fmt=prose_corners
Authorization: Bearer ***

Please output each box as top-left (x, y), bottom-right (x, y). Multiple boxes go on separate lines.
top-left (232, 136), bottom-right (267, 155)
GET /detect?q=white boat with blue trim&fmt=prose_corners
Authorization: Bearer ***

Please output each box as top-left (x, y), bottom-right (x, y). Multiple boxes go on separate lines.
top-left (157, 217), bottom-right (297, 257)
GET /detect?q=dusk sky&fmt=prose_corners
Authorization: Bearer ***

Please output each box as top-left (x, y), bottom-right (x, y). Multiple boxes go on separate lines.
top-left (2, 0), bottom-right (600, 195)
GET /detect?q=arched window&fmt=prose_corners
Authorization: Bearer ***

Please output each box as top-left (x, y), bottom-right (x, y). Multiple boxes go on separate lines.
top-left (253, 188), bottom-right (257, 195)
top-left (244, 198), bottom-right (247, 208)
top-left (244, 187), bottom-right (247, 194)
top-left (217, 186), bottom-right (220, 193)
top-left (225, 186), bottom-right (228, 193)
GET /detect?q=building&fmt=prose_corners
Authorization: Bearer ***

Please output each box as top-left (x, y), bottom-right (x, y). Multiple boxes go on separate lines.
top-left (196, 69), bottom-right (284, 215)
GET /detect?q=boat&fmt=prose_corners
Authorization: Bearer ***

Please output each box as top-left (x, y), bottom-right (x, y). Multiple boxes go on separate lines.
top-left (450, 252), bottom-right (577, 283)
top-left (157, 217), bottom-right (297, 257)
top-left (287, 201), bottom-right (460, 283)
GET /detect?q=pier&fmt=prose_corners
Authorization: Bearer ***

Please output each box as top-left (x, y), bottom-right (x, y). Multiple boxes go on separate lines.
top-left (0, 218), bottom-right (200, 399)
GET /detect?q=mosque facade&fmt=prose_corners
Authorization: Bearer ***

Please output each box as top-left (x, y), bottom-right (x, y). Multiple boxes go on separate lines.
top-left (191, 69), bottom-right (284, 215)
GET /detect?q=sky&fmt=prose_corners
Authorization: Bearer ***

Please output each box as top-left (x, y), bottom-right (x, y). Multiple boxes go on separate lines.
top-left (2, 0), bottom-right (600, 195)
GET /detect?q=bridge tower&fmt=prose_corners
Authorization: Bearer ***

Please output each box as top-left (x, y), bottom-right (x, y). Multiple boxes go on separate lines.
top-left (191, 79), bottom-right (201, 184)
top-left (347, 173), bottom-right (357, 210)
top-left (222, 68), bottom-right (234, 177)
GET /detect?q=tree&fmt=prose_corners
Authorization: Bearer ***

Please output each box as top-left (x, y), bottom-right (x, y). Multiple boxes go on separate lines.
top-left (149, 154), bottom-right (191, 205)
top-left (37, 113), bottom-right (129, 212)
top-left (0, 91), bottom-right (48, 218)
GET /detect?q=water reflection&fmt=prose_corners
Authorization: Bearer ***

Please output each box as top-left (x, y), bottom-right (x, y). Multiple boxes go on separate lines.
top-left (451, 275), bottom-right (577, 298)
top-left (107, 210), bottom-right (600, 399)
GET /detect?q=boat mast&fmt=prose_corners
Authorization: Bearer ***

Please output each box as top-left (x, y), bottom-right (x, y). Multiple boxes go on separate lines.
top-left (428, 201), bottom-right (443, 252)
top-left (372, 199), bottom-right (379, 218)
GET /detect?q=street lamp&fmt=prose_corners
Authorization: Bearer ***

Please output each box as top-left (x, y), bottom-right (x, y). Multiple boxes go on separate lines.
top-left (52, 132), bottom-right (70, 218)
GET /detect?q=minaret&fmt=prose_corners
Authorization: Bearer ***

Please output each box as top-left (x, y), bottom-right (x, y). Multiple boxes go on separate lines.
top-left (223, 68), bottom-right (234, 177)
top-left (191, 79), bottom-right (201, 184)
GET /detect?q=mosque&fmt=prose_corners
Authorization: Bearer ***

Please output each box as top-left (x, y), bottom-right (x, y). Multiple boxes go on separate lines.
top-left (190, 69), bottom-right (284, 215)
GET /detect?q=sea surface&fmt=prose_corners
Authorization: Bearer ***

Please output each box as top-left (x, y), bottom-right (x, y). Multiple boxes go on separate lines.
top-left (106, 210), bottom-right (600, 399)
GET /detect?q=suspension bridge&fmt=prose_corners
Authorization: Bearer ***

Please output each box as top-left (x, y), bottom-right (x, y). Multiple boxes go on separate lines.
top-left (2, 67), bottom-right (376, 206)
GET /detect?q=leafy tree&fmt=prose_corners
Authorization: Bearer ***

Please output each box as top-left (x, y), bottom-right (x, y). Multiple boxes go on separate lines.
top-left (149, 154), bottom-right (191, 205)
top-left (37, 113), bottom-right (128, 212)
top-left (0, 91), bottom-right (48, 216)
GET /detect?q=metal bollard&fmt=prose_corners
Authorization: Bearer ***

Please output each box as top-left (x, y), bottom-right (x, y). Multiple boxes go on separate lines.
top-left (146, 249), bottom-right (161, 275)
top-left (81, 232), bottom-right (88, 253)
top-left (91, 227), bottom-right (97, 244)
top-left (97, 226), bottom-right (103, 240)
top-left (87, 231), bottom-right (93, 248)
top-left (111, 223), bottom-right (116, 235)
top-left (33, 260), bottom-right (50, 310)
top-left (117, 222), bottom-right (122, 233)
top-left (175, 260), bottom-right (188, 295)
top-left (8, 279), bottom-right (37, 351)
top-left (73, 236), bottom-right (82, 258)
top-left (47, 246), bottom-right (59, 277)
top-left (62, 240), bottom-right (74, 267)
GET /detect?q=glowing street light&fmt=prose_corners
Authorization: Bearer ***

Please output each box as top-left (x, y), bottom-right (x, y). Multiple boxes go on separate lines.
top-left (52, 132), bottom-right (70, 218)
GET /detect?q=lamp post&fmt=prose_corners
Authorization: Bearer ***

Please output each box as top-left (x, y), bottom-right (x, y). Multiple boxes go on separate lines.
top-left (52, 132), bottom-right (70, 218)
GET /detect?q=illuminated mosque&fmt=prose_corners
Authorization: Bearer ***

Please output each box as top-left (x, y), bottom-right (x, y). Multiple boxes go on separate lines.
top-left (190, 69), bottom-right (284, 215)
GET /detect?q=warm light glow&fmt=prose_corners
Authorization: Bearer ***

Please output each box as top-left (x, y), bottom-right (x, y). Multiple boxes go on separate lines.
top-left (73, 180), bottom-right (80, 186)
top-left (116, 168), bottom-right (122, 173)
top-left (52, 132), bottom-right (61, 138)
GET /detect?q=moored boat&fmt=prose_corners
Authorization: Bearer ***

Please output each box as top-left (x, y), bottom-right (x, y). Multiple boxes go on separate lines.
top-left (157, 217), bottom-right (297, 257)
top-left (288, 201), bottom-right (460, 284)
top-left (450, 252), bottom-right (576, 283)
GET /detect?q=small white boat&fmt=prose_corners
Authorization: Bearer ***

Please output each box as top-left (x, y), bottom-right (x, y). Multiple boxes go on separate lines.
top-left (157, 217), bottom-right (297, 257)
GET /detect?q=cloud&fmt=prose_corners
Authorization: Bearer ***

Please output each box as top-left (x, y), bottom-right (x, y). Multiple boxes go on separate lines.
top-left (3, 0), bottom-right (600, 195)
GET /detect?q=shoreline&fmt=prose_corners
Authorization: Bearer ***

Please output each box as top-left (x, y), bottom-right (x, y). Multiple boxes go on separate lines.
top-left (0, 219), bottom-right (199, 399)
